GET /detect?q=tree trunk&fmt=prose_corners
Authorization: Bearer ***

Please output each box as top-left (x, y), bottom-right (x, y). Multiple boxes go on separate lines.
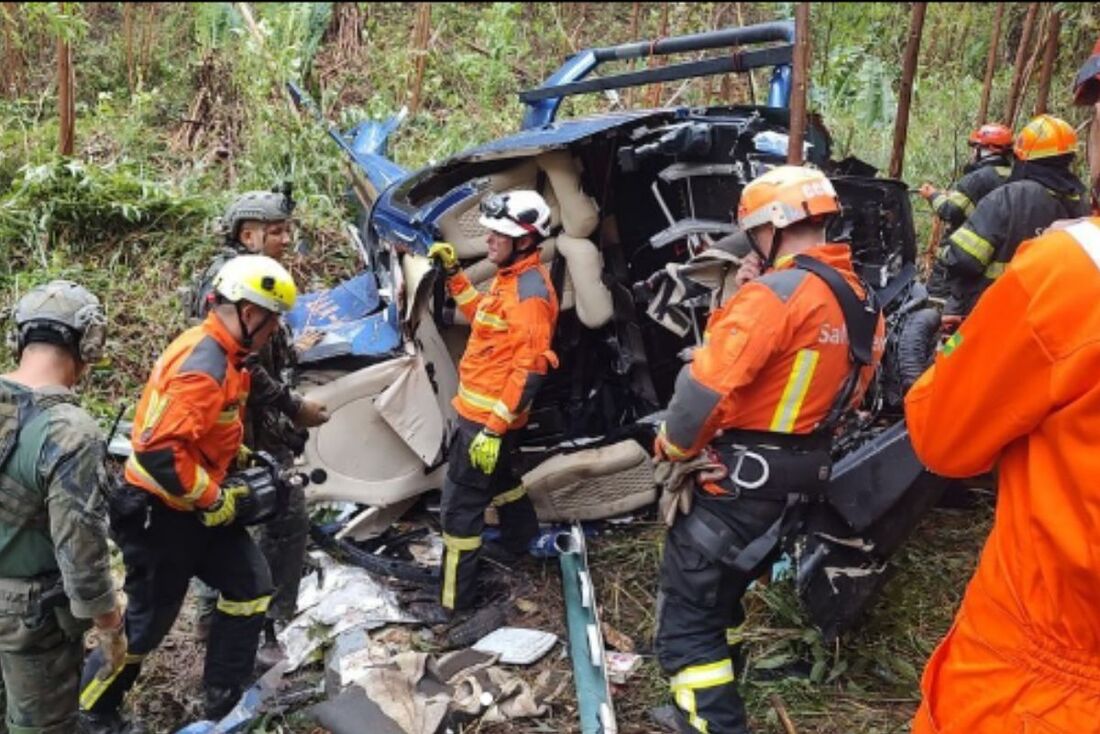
top-left (408, 3), bottom-right (431, 116)
top-left (57, 31), bottom-right (74, 156)
top-left (0, 2), bottom-right (25, 97)
top-left (1034, 8), bottom-right (1059, 115)
top-left (977, 3), bottom-right (1004, 125)
top-left (889, 2), bottom-right (927, 180)
top-left (787, 2), bottom-right (810, 165)
top-left (1003, 2), bottom-right (1038, 127)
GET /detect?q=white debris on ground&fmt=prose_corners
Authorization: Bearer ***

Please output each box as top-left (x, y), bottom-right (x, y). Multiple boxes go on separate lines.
top-left (280, 550), bottom-right (417, 670)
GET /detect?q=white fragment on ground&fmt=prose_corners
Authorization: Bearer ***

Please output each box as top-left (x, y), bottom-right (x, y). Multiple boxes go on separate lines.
top-left (280, 551), bottom-right (417, 671)
top-left (472, 627), bottom-right (559, 665)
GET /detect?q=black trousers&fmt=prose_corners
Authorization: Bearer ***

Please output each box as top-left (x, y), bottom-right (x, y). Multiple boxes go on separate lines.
top-left (79, 488), bottom-right (273, 716)
top-left (655, 490), bottom-right (788, 734)
top-left (438, 418), bottom-right (538, 611)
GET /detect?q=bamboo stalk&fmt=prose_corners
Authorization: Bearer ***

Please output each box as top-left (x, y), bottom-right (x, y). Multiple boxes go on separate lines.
top-left (624, 2), bottom-right (640, 107)
top-left (977, 4), bottom-right (1004, 125)
top-left (1034, 8), bottom-right (1059, 115)
top-left (1003, 2), bottom-right (1039, 127)
top-left (889, 2), bottom-right (927, 180)
top-left (408, 3), bottom-right (430, 116)
top-left (787, 2), bottom-right (810, 165)
top-left (769, 693), bottom-right (799, 734)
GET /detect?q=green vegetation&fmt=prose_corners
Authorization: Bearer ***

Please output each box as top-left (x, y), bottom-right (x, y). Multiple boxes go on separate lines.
top-left (0, 3), bottom-right (1094, 730)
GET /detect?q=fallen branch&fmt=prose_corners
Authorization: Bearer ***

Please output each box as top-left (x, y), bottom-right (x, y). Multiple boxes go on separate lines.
top-left (769, 693), bottom-right (799, 734)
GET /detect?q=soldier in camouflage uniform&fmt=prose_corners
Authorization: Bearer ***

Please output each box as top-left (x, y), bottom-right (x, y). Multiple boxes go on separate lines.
top-left (184, 187), bottom-right (328, 665)
top-left (0, 281), bottom-right (125, 733)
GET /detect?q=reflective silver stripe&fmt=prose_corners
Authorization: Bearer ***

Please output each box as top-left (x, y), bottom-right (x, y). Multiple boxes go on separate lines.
top-left (1066, 220), bottom-right (1100, 271)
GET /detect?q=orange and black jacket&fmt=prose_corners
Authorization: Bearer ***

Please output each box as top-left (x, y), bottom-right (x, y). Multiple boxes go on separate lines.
top-left (446, 249), bottom-right (559, 435)
top-left (124, 312), bottom-right (250, 511)
top-left (660, 244), bottom-right (885, 458)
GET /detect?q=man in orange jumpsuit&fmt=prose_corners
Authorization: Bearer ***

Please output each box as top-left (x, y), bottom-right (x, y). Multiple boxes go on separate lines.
top-left (906, 39), bottom-right (1100, 734)
top-left (651, 166), bottom-right (884, 733)
top-left (427, 190), bottom-right (559, 614)
top-left (78, 255), bottom-right (298, 732)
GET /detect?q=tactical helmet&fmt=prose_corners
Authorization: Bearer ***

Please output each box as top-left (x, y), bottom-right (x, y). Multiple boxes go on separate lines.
top-left (1013, 115), bottom-right (1077, 161)
top-left (737, 165), bottom-right (840, 231)
top-left (478, 190), bottom-right (552, 239)
top-left (220, 184), bottom-right (295, 243)
top-left (213, 255), bottom-right (297, 315)
top-left (8, 280), bottom-right (107, 363)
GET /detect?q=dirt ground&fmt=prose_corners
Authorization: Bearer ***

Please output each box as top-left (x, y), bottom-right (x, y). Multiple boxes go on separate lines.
top-left (127, 494), bottom-right (991, 734)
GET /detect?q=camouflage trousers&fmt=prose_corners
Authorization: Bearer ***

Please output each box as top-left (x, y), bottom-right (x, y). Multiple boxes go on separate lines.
top-left (194, 479), bottom-right (309, 624)
top-left (0, 576), bottom-right (87, 734)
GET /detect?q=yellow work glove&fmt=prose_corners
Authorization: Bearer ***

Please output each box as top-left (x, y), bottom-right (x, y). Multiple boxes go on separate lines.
top-left (236, 444), bottom-right (254, 470)
top-left (92, 614), bottom-right (128, 680)
top-left (427, 241), bottom-right (460, 275)
top-left (200, 483), bottom-right (251, 527)
top-left (468, 429), bottom-right (502, 475)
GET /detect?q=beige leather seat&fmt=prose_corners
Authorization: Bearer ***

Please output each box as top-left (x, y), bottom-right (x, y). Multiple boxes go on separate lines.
top-left (436, 151), bottom-right (614, 329)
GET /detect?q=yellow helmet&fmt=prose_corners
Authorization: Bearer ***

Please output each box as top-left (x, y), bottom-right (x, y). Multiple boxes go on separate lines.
top-left (1013, 114), bottom-right (1077, 161)
top-left (213, 255), bottom-right (297, 314)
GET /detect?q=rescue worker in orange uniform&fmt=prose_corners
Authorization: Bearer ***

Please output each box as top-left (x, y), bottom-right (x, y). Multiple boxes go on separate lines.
top-left (906, 39), bottom-right (1100, 734)
top-left (78, 255), bottom-right (298, 732)
top-left (651, 166), bottom-right (884, 734)
top-left (427, 190), bottom-right (559, 614)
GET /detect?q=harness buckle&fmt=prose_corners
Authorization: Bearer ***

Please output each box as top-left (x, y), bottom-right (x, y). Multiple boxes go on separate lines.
top-left (730, 445), bottom-right (770, 490)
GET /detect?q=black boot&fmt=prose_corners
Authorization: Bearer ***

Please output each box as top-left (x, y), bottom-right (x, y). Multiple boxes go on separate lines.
top-left (203, 685), bottom-right (242, 721)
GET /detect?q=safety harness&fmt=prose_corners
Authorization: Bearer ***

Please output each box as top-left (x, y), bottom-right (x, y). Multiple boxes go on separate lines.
top-left (677, 255), bottom-right (881, 576)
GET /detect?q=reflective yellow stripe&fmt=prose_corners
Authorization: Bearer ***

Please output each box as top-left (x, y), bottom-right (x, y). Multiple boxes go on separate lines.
top-left (669, 659), bottom-right (735, 734)
top-left (951, 227), bottom-right (994, 265)
top-left (216, 595), bottom-right (271, 617)
top-left (726, 624), bottom-right (745, 646)
top-left (658, 424), bottom-right (691, 460)
top-left (474, 310), bottom-right (508, 331)
top-left (141, 390), bottom-right (169, 432)
top-left (217, 406), bottom-right (239, 424)
top-left (983, 261), bottom-right (1006, 279)
top-left (185, 466), bottom-right (210, 502)
top-left (454, 285), bottom-right (478, 306)
top-left (491, 400), bottom-right (516, 423)
top-left (442, 533), bottom-right (482, 609)
top-left (79, 654), bottom-right (144, 710)
top-left (491, 485), bottom-right (527, 507)
top-left (459, 384), bottom-right (498, 412)
top-left (945, 189), bottom-right (974, 215)
top-left (769, 349), bottom-right (819, 433)
top-left (670, 659), bottom-right (736, 690)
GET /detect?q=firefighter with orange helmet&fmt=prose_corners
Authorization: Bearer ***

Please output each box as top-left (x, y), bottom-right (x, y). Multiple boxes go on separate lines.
top-left (906, 40), bottom-right (1100, 734)
top-left (937, 114), bottom-right (1089, 318)
top-left (427, 190), bottom-right (559, 614)
top-left (920, 123), bottom-right (1015, 232)
top-left (650, 166), bottom-right (884, 733)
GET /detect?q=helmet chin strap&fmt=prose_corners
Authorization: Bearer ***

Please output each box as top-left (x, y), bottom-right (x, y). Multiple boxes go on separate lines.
top-left (500, 234), bottom-right (538, 267)
top-left (747, 227), bottom-right (783, 270)
top-left (234, 302), bottom-right (273, 350)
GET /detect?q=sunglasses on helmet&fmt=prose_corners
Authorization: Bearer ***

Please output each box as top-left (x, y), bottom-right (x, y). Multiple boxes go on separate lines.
top-left (479, 193), bottom-right (540, 235)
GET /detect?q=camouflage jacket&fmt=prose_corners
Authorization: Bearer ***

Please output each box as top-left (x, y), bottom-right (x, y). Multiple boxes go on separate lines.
top-left (184, 247), bottom-right (305, 459)
top-left (0, 378), bottom-right (115, 619)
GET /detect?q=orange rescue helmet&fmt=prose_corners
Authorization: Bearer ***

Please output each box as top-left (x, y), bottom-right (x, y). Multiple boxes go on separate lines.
top-left (737, 165), bottom-right (840, 231)
top-left (968, 123), bottom-right (1013, 149)
top-left (1013, 114), bottom-right (1077, 161)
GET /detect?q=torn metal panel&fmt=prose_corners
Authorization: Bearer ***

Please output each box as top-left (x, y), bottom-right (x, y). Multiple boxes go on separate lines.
top-left (557, 524), bottom-right (618, 734)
